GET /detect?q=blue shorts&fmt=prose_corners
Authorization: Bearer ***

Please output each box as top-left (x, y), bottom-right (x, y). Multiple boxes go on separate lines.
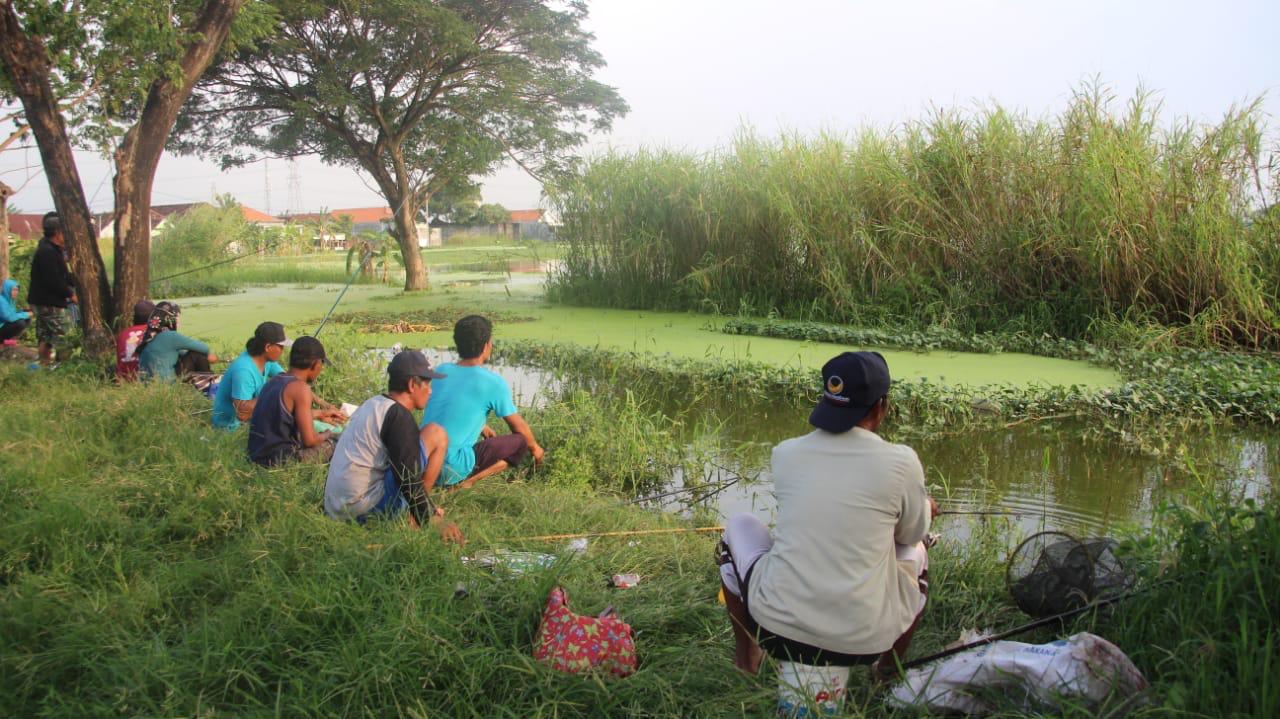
top-left (361, 440), bottom-right (428, 521)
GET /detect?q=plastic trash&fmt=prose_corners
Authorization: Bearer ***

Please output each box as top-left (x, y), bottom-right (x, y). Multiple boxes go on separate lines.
top-left (461, 550), bottom-right (557, 575)
top-left (565, 538), bottom-right (589, 554)
top-left (887, 632), bottom-right (1148, 715)
top-left (777, 661), bottom-right (849, 717)
top-left (610, 573), bottom-right (641, 589)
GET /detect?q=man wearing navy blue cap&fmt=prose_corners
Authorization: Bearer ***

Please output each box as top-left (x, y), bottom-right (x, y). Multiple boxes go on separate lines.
top-left (716, 351), bottom-right (939, 681)
top-left (323, 349), bottom-right (463, 544)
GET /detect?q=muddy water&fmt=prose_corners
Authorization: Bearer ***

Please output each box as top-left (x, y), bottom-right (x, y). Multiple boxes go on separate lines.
top-left (471, 354), bottom-right (1276, 537)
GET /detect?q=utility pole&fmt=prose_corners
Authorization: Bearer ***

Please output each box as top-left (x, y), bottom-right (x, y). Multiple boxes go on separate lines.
top-left (0, 180), bottom-right (13, 282)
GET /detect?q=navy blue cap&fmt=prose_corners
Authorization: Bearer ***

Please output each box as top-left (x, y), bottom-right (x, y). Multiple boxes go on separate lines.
top-left (808, 351), bottom-right (891, 433)
top-left (388, 349), bottom-right (446, 381)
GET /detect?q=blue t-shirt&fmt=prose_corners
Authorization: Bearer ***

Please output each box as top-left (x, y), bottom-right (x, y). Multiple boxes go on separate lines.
top-left (138, 331), bottom-right (210, 381)
top-left (420, 363), bottom-right (518, 484)
top-left (212, 351), bottom-right (285, 429)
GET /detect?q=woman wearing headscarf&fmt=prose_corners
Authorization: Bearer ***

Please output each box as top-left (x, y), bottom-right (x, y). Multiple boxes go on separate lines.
top-left (136, 302), bottom-right (219, 381)
top-left (0, 278), bottom-right (32, 342)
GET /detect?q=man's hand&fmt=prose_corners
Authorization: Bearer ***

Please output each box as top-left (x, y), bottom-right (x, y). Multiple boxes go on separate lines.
top-left (208, 353), bottom-right (220, 364)
top-left (430, 515), bottom-right (466, 545)
top-left (318, 409), bottom-right (347, 424)
top-left (531, 443), bottom-right (545, 466)
top-left (480, 425), bottom-right (496, 440)
top-left (928, 496), bottom-right (941, 520)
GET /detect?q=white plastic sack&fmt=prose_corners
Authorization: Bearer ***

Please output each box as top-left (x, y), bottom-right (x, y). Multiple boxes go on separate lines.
top-left (887, 632), bottom-right (1147, 715)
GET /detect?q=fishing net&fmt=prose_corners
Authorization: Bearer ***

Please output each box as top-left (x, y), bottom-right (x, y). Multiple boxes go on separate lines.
top-left (1005, 531), bottom-right (1132, 619)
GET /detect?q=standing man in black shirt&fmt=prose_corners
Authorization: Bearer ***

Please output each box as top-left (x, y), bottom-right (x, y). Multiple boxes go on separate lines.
top-left (26, 213), bottom-right (76, 366)
top-left (323, 349), bottom-right (463, 544)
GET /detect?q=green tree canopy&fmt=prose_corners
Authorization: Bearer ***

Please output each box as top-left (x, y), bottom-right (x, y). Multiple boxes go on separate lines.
top-left (0, 0), bottom-right (265, 341)
top-left (426, 178), bottom-right (482, 224)
top-left (175, 0), bottom-right (626, 290)
top-left (475, 202), bottom-right (509, 226)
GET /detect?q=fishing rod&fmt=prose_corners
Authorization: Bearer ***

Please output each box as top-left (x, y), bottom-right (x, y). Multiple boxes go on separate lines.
top-left (149, 239), bottom-right (282, 284)
top-left (627, 476), bottom-right (743, 505)
top-left (899, 584), bottom-right (1157, 671)
top-left (509, 526), bottom-right (725, 542)
top-left (313, 249), bottom-right (373, 337)
top-left (507, 508), bottom-right (1020, 542)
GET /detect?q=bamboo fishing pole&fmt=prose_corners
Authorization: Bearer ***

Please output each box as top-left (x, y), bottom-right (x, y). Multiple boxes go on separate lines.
top-left (313, 249), bottom-right (374, 337)
top-left (509, 526), bottom-right (726, 542)
top-left (898, 583), bottom-right (1158, 670)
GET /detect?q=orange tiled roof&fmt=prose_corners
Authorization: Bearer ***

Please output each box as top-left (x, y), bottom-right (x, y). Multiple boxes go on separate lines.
top-left (330, 207), bottom-right (393, 224)
top-left (508, 209), bottom-right (543, 223)
top-left (239, 205), bottom-right (280, 223)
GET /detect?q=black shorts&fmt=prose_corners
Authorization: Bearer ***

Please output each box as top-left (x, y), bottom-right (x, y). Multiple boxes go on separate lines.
top-left (470, 433), bottom-right (529, 475)
top-left (738, 561), bottom-right (884, 667)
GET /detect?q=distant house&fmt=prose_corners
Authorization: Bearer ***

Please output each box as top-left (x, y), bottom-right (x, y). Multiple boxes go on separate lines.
top-left (6, 213), bottom-right (47, 242)
top-left (93, 202), bottom-right (281, 240)
top-left (506, 209), bottom-right (555, 241)
top-left (293, 206), bottom-right (439, 249)
top-left (437, 208), bottom-right (555, 243)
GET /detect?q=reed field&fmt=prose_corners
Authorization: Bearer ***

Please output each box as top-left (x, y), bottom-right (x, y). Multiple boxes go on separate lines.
top-left (1, 344), bottom-right (1275, 717)
top-left (549, 86), bottom-right (1280, 349)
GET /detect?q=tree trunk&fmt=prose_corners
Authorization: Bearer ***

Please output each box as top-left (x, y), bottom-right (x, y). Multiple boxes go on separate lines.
top-left (388, 149), bottom-right (427, 291)
top-left (0, 3), bottom-right (112, 351)
top-left (112, 0), bottom-right (247, 321)
top-left (0, 181), bottom-right (11, 281)
top-left (392, 198), bottom-right (428, 291)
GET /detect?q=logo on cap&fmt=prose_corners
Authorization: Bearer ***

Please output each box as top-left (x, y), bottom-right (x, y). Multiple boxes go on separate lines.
top-left (824, 375), bottom-right (850, 405)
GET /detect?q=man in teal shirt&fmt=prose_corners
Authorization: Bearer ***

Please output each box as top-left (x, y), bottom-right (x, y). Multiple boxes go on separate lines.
top-left (212, 322), bottom-right (290, 430)
top-left (421, 315), bottom-right (544, 488)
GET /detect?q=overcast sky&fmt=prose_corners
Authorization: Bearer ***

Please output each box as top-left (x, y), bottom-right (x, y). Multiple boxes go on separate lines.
top-left (3, 0), bottom-right (1277, 216)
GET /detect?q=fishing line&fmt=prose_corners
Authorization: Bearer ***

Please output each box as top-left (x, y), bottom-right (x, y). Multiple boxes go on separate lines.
top-left (312, 249), bottom-right (373, 337)
top-left (626, 475), bottom-right (744, 505)
top-left (149, 238), bottom-right (284, 284)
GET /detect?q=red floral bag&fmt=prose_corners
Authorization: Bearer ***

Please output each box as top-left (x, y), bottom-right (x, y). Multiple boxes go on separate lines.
top-left (533, 586), bottom-right (637, 677)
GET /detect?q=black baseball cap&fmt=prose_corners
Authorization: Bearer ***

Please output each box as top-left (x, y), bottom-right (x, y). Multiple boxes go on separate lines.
top-left (289, 336), bottom-right (327, 366)
top-left (387, 349), bottom-right (446, 381)
top-left (808, 351), bottom-right (891, 433)
top-left (132, 299), bottom-right (156, 325)
top-left (253, 321), bottom-right (292, 347)
top-left (41, 212), bottom-right (60, 236)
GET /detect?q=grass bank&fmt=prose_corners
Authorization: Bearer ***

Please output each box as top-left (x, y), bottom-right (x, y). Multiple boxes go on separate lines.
top-left (549, 85), bottom-right (1280, 349)
top-left (0, 356), bottom-right (1274, 717)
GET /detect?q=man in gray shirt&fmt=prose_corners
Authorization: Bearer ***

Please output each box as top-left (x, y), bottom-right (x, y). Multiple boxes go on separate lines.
top-left (717, 351), bottom-right (939, 680)
top-left (324, 350), bottom-right (463, 544)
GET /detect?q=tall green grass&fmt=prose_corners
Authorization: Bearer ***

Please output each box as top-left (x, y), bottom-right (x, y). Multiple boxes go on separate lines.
top-left (549, 85), bottom-right (1280, 349)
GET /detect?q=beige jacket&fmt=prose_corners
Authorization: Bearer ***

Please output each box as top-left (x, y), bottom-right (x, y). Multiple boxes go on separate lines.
top-left (747, 427), bottom-right (931, 655)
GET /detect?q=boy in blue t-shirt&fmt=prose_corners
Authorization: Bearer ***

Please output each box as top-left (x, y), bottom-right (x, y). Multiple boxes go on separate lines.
top-left (212, 322), bottom-right (290, 430)
top-left (421, 315), bottom-right (544, 488)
